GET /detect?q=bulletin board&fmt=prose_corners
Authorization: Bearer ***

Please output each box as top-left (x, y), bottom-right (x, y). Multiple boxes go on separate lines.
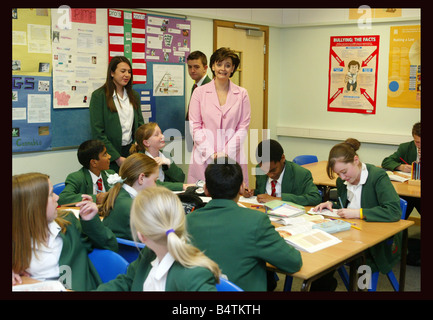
top-left (12, 8), bottom-right (190, 152)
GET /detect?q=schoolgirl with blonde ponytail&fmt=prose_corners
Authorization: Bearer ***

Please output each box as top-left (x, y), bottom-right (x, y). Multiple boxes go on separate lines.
top-left (96, 186), bottom-right (220, 291)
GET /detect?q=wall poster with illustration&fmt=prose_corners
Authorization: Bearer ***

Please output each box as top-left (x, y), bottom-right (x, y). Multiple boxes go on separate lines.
top-left (327, 35), bottom-right (379, 114)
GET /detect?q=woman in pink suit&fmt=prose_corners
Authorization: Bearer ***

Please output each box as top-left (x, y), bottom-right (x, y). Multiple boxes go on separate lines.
top-left (187, 47), bottom-right (251, 184)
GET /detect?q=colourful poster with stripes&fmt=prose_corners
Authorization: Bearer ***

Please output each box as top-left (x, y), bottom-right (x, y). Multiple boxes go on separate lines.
top-left (327, 35), bottom-right (379, 114)
top-left (108, 9), bottom-right (147, 84)
top-left (387, 25), bottom-right (420, 109)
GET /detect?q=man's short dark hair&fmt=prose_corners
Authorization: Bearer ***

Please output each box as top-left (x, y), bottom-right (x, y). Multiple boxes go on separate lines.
top-left (77, 140), bottom-right (106, 169)
top-left (256, 139), bottom-right (284, 164)
top-left (205, 157), bottom-right (243, 199)
top-left (187, 50), bottom-right (208, 66)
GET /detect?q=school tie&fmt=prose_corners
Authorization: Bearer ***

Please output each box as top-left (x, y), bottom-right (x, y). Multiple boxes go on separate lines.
top-left (271, 180), bottom-right (277, 197)
top-left (96, 178), bottom-right (103, 193)
top-left (192, 83), bottom-right (198, 92)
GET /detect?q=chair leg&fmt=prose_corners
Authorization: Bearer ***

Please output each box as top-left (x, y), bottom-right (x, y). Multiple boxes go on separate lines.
top-left (284, 275), bottom-right (293, 291)
top-left (337, 266), bottom-right (350, 291)
top-left (386, 271), bottom-right (400, 291)
top-left (368, 272), bottom-right (379, 291)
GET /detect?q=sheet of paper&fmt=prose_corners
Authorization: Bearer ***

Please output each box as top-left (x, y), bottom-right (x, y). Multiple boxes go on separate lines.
top-left (307, 208), bottom-right (340, 218)
top-left (238, 196), bottom-right (263, 206)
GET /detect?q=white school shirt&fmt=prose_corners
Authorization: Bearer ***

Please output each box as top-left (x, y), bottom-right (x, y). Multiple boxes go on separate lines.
top-left (345, 162), bottom-right (369, 209)
top-left (89, 170), bottom-right (105, 194)
top-left (122, 183), bottom-right (138, 198)
top-left (265, 167), bottom-right (286, 197)
top-left (113, 88), bottom-right (134, 146)
top-left (26, 221), bottom-right (63, 281)
top-left (142, 252), bottom-right (175, 291)
top-left (145, 150), bottom-right (171, 182)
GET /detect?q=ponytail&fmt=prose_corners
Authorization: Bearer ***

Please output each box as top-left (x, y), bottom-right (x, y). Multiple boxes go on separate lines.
top-left (131, 186), bottom-right (221, 281)
top-left (99, 153), bottom-right (158, 217)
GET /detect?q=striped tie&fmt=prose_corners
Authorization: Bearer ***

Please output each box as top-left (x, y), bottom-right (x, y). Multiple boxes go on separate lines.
top-left (271, 180), bottom-right (277, 197)
top-left (97, 178), bottom-right (103, 193)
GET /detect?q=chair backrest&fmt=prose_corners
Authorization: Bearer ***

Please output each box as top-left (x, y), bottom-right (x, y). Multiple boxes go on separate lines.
top-left (292, 155), bottom-right (318, 165)
top-left (399, 198), bottom-right (408, 220)
top-left (53, 182), bottom-right (65, 195)
top-left (88, 248), bottom-right (129, 283)
top-left (216, 278), bottom-right (243, 292)
top-left (116, 237), bottom-right (146, 263)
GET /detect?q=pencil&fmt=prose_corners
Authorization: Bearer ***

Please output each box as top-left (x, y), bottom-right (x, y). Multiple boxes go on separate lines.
top-left (399, 157), bottom-right (409, 165)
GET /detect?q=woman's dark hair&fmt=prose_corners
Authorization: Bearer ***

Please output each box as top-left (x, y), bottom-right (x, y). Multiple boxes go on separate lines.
top-left (209, 47), bottom-right (240, 78)
top-left (102, 56), bottom-right (139, 112)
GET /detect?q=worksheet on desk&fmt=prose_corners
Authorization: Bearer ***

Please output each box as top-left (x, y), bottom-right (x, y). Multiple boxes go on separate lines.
top-left (238, 196), bottom-right (263, 206)
top-left (307, 208), bottom-right (340, 218)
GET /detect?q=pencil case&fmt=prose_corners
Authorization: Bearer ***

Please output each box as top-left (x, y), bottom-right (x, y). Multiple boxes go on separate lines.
top-left (312, 220), bottom-right (351, 234)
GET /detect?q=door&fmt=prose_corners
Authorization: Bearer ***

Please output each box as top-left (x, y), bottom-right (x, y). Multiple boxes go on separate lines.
top-left (214, 20), bottom-right (269, 188)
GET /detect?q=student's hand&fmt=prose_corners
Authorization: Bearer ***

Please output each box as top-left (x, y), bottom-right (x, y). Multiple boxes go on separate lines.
top-left (115, 156), bottom-right (126, 167)
top-left (12, 270), bottom-right (30, 285)
top-left (154, 157), bottom-right (171, 167)
top-left (212, 152), bottom-right (227, 159)
top-left (313, 201), bottom-right (333, 212)
top-left (397, 164), bottom-right (412, 173)
top-left (76, 196), bottom-right (98, 221)
top-left (242, 188), bottom-right (254, 198)
top-left (257, 193), bottom-right (279, 203)
top-left (337, 208), bottom-right (360, 219)
top-left (95, 192), bottom-right (108, 205)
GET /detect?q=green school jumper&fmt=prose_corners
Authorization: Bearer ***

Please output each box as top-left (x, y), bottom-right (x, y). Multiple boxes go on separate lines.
top-left (186, 199), bottom-right (302, 291)
top-left (89, 87), bottom-right (144, 172)
top-left (96, 246), bottom-right (217, 291)
top-left (381, 141), bottom-right (418, 171)
top-left (335, 164), bottom-right (402, 274)
top-left (254, 160), bottom-right (322, 206)
top-left (58, 167), bottom-right (115, 205)
top-left (57, 211), bottom-right (118, 290)
top-left (102, 187), bottom-right (134, 240)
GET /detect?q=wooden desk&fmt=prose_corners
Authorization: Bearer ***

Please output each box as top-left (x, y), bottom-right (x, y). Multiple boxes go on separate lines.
top-left (240, 202), bottom-right (414, 291)
top-left (302, 161), bottom-right (421, 198)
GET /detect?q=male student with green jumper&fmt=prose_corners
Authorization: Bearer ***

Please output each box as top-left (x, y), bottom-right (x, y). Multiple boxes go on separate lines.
top-left (244, 139), bottom-right (322, 206)
top-left (186, 158), bottom-right (302, 291)
top-left (58, 139), bottom-right (115, 205)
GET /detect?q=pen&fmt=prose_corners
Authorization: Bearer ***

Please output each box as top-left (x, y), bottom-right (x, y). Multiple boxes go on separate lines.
top-left (338, 197), bottom-right (344, 209)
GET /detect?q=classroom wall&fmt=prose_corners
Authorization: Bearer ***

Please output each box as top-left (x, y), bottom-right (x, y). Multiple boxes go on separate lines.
top-left (271, 19), bottom-right (421, 165)
top-left (12, 8), bottom-right (421, 184)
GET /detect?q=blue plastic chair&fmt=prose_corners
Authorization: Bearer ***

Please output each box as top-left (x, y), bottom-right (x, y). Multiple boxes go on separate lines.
top-left (116, 237), bottom-right (146, 263)
top-left (337, 198), bottom-right (408, 291)
top-left (216, 278), bottom-right (243, 292)
top-left (53, 182), bottom-right (65, 195)
top-left (88, 248), bottom-right (129, 283)
top-left (292, 155), bottom-right (318, 165)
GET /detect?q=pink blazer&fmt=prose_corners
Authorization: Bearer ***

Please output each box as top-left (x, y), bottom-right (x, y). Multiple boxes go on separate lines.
top-left (187, 79), bottom-right (251, 184)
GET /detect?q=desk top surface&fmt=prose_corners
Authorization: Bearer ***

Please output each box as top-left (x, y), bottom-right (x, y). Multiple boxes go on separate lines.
top-left (243, 203), bottom-right (413, 280)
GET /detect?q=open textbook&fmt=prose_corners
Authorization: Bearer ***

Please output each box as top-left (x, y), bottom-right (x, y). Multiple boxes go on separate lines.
top-left (277, 228), bottom-right (342, 253)
top-left (275, 213), bottom-right (342, 253)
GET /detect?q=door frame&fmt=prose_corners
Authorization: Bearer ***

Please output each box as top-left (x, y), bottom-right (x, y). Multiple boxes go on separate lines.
top-left (213, 20), bottom-right (269, 129)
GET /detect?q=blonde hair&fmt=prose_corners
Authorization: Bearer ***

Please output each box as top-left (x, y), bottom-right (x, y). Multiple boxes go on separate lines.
top-left (99, 153), bottom-right (158, 218)
top-left (129, 122), bottom-right (158, 154)
top-left (12, 173), bottom-right (70, 273)
top-left (327, 138), bottom-right (361, 179)
top-left (130, 186), bottom-right (221, 281)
